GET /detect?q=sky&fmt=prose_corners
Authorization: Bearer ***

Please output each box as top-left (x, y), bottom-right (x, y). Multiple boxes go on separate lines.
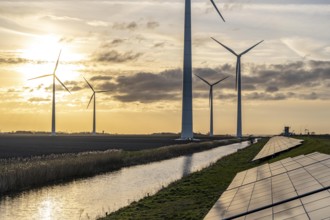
top-left (0, 0), bottom-right (329, 135)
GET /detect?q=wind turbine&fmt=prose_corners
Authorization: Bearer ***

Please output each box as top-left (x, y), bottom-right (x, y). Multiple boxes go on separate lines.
top-left (211, 38), bottom-right (263, 138)
top-left (181, 0), bottom-right (225, 140)
top-left (83, 77), bottom-right (111, 135)
top-left (29, 50), bottom-right (70, 136)
top-left (195, 74), bottom-right (229, 136)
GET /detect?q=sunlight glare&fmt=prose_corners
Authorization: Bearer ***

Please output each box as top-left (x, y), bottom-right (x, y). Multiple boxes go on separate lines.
top-left (19, 34), bottom-right (83, 89)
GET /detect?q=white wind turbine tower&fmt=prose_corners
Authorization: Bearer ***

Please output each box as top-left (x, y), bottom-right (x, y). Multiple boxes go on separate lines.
top-left (211, 38), bottom-right (263, 138)
top-left (181, 0), bottom-right (225, 139)
top-left (83, 77), bottom-right (111, 135)
top-left (195, 74), bottom-right (229, 136)
top-left (29, 50), bottom-right (70, 136)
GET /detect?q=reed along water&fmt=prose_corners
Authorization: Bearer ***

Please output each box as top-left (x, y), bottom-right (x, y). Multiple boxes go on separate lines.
top-left (0, 141), bottom-right (251, 220)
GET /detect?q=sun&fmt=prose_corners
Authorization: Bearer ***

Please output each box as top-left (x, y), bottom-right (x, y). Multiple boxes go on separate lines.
top-left (19, 34), bottom-right (84, 84)
top-left (22, 35), bottom-right (62, 62)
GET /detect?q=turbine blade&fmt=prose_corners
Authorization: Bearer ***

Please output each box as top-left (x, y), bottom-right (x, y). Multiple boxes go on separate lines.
top-left (53, 49), bottom-right (62, 75)
top-left (211, 37), bottom-right (237, 56)
top-left (28, 74), bottom-right (52, 80)
top-left (209, 0), bottom-right (225, 22)
top-left (194, 74), bottom-right (211, 86)
top-left (212, 76), bottom-right (230, 86)
top-left (55, 76), bottom-right (71, 94)
top-left (87, 93), bottom-right (95, 109)
top-left (83, 76), bottom-right (94, 92)
top-left (240, 40), bottom-right (264, 56)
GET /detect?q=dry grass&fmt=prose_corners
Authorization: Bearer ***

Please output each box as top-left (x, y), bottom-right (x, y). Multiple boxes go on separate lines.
top-left (0, 150), bottom-right (123, 194)
top-left (0, 138), bottom-right (239, 195)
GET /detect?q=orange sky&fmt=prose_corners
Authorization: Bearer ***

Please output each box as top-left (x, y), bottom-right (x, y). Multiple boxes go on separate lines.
top-left (0, 0), bottom-right (329, 135)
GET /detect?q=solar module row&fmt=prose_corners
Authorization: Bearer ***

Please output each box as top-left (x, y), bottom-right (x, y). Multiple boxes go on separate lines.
top-left (253, 136), bottom-right (303, 161)
top-left (204, 152), bottom-right (330, 220)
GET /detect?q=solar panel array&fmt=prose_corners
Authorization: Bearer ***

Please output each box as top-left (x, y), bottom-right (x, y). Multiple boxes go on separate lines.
top-left (253, 136), bottom-right (303, 161)
top-left (204, 152), bottom-right (330, 220)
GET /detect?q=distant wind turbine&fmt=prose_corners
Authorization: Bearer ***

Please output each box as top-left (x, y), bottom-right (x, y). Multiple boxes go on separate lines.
top-left (211, 38), bottom-right (263, 138)
top-left (195, 74), bottom-right (229, 136)
top-left (181, 0), bottom-right (225, 140)
top-left (83, 77), bottom-right (111, 135)
top-left (29, 50), bottom-right (70, 136)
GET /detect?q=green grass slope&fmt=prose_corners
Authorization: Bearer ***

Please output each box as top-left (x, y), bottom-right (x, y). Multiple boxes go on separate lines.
top-left (102, 136), bottom-right (330, 220)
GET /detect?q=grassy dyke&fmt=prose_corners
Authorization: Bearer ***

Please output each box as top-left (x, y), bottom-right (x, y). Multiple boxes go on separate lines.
top-left (0, 138), bottom-right (241, 195)
top-left (102, 136), bottom-right (330, 220)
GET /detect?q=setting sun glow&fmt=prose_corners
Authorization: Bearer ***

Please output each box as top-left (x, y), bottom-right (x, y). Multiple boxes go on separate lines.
top-left (0, 1), bottom-right (329, 135)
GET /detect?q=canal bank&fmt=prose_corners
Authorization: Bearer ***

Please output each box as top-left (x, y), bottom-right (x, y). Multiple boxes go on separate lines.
top-left (0, 138), bottom-right (242, 196)
top-left (103, 136), bottom-right (330, 220)
top-left (0, 139), bottom-right (251, 220)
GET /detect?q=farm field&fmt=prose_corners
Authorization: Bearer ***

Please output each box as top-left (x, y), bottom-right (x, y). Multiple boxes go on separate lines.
top-left (0, 135), bottom-right (239, 195)
top-left (0, 134), bottom-right (230, 159)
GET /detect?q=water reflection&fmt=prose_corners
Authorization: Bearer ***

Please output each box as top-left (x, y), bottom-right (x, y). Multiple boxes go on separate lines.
top-left (182, 154), bottom-right (193, 177)
top-left (0, 141), bottom-right (250, 220)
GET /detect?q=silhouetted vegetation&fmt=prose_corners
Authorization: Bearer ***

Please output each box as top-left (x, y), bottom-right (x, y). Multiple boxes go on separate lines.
top-left (0, 138), bottom-right (240, 195)
top-left (102, 136), bottom-right (330, 220)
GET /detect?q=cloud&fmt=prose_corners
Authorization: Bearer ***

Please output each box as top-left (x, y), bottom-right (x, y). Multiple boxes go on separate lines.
top-left (58, 36), bottom-right (74, 43)
top-left (59, 80), bottom-right (88, 92)
top-left (98, 69), bottom-right (182, 103)
top-left (96, 81), bottom-right (117, 93)
top-left (114, 93), bottom-right (176, 103)
top-left (172, 61), bottom-right (330, 102)
top-left (153, 42), bottom-right (165, 48)
top-left (253, 61), bottom-right (330, 89)
top-left (302, 92), bottom-right (318, 100)
top-left (0, 52), bottom-right (52, 65)
top-left (100, 39), bottom-right (126, 48)
top-left (265, 85), bottom-right (279, 93)
top-left (86, 20), bottom-right (108, 27)
top-left (146, 21), bottom-right (159, 29)
top-left (44, 83), bottom-right (75, 93)
top-left (94, 50), bottom-right (142, 63)
top-left (0, 57), bottom-right (29, 64)
top-left (126, 22), bottom-right (137, 30)
top-left (222, 2), bottom-right (244, 12)
top-left (90, 75), bottom-right (113, 81)
top-left (41, 15), bottom-right (81, 22)
top-left (244, 92), bottom-right (287, 101)
top-left (281, 37), bottom-right (330, 61)
top-left (7, 88), bottom-right (23, 93)
top-left (37, 60), bottom-right (328, 103)
top-left (113, 21), bottom-right (138, 30)
top-left (28, 97), bottom-right (50, 102)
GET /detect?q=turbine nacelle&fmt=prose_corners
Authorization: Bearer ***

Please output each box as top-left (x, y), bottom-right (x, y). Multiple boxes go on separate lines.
top-left (84, 77), bottom-right (112, 109)
top-left (195, 74), bottom-right (229, 87)
top-left (211, 37), bottom-right (263, 90)
top-left (195, 74), bottom-right (229, 106)
top-left (28, 50), bottom-right (71, 94)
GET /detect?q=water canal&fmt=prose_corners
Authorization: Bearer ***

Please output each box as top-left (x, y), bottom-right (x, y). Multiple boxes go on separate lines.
top-left (0, 141), bottom-right (251, 220)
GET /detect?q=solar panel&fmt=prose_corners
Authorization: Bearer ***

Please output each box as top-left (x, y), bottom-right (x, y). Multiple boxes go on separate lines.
top-left (204, 152), bottom-right (330, 220)
top-left (253, 136), bottom-right (303, 161)
top-left (241, 189), bottom-right (330, 220)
